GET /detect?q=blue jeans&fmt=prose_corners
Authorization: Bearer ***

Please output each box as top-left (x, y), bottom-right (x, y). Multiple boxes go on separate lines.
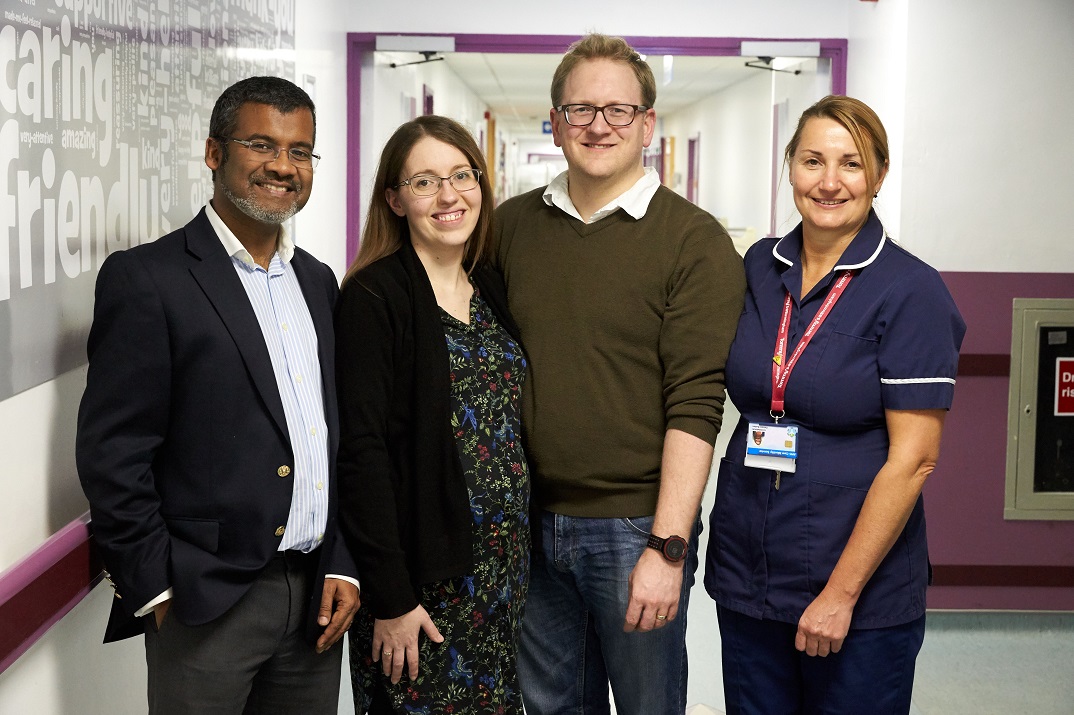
top-left (519, 511), bottom-right (700, 715)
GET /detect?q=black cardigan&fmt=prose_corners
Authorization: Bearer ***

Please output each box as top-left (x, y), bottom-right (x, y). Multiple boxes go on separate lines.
top-left (335, 241), bottom-right (522, 619)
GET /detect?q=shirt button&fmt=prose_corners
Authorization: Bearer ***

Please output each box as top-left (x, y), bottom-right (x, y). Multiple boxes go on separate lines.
top-left (277, 465), bottom-right (291, 477)
top-left (281, 323), bottom-right (289, 331)
top-left (310, 427), bottom-right (317, 436)
top-left (274, 526), bottom-right (286, 537)
top-left (316, 481), bottom-right (324, 490)
top-left (296, 375), bottom-right (303, 383)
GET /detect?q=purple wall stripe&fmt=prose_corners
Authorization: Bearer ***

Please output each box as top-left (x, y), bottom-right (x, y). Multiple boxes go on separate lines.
top-left (958, 354), bottom-right (1011, 377)
top-left (933, 565), bottom-right (1074, 589)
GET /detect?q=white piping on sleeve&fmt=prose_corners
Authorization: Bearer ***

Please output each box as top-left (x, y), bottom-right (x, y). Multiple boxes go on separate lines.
top-left (880, 377), bottom-right (956, 385)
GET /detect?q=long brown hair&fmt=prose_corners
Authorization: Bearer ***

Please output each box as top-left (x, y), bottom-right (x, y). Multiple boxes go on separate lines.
top-left (343, 116), bottom-right (493, 285)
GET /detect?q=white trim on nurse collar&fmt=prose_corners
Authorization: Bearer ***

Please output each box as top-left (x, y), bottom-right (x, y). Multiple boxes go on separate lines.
top-left (772, 236), bottom-right (795, 267)
top-left (771, 212), bottom-right (887, 271)
top-left (834, 234), bottom-right (885, 271)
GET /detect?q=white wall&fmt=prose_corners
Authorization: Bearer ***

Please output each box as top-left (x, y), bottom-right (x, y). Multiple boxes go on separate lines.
top-left (293, 0), bottom-right (357, 280)
top-left (0, 586), bottom-right (146, 714)
top-left (847, 0), bottom-right (910, 241)
top-left (899, 0), bottom-right (1074, 271)
top-left (0, 371), bottom-right (85, 571)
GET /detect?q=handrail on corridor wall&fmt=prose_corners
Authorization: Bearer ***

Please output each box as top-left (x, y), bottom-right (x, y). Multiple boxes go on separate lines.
top-left (1, 461), bottom-right (1074, 674)
top-left (0, 513), bottom-right (103, 675)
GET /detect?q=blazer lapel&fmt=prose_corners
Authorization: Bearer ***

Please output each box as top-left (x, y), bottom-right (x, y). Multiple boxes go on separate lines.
top-left (184, 211), bottom-right (290, 440)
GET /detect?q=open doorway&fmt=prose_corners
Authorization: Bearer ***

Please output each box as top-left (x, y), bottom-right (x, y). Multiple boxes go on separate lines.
top-left (346, 33), bottom-right (847, 261)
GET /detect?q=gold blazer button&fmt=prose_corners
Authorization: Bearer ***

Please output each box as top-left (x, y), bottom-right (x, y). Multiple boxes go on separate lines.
top-left (277, 466), bottom-right (291, 477)
top-left (275, 526), bottom-right (286, 537)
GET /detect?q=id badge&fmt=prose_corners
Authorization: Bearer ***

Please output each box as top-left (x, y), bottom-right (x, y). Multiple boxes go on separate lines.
top-left (744, 422), bottom-right (797, 473)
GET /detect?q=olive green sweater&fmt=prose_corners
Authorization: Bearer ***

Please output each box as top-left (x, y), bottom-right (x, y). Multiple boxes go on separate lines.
top-left (494, 185), bottom-right (746, 517)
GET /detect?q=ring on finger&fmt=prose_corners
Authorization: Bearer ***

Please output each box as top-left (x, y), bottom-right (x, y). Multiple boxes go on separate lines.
top-left (655, 614), bottom-right (667, 620)
top-left (383, 649), bottom-right (393, 656)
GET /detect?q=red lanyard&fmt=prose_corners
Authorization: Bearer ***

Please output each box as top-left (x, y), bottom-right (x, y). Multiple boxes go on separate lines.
top-left (770, 270), bottom-right (854, 418)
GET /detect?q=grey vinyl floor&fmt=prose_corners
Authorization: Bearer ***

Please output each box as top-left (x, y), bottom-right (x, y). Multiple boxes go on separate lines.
top-left (339, 610), bottom-right (1074, 714)
top-left (685, 610), bottom-right (1074, 715)
top-left (910, 611), bottom-right (1074, 715)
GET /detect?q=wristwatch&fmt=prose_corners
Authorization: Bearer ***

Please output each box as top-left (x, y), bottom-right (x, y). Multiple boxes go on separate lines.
top-left (646, 533), bottom-right (688, 563)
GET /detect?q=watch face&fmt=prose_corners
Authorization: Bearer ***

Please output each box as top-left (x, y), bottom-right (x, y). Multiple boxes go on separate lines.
top-left (664, 538), bottom-right (687, 561)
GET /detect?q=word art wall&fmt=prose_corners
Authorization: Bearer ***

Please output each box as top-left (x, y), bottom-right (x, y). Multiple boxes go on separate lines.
top-left (1, 0), bottom-right (296, 399)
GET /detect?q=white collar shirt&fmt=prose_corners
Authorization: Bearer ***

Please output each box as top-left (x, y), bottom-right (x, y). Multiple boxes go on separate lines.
top-left (543, 166), bottom-right (661, 224)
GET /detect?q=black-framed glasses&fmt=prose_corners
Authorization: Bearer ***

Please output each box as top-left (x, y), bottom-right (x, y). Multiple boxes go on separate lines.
top-left (395, 169), bottom-right (482, 197)
top-left (556, 104), bottom-right (649, 127)
top-left (220, 137), bottom-right (320, 169)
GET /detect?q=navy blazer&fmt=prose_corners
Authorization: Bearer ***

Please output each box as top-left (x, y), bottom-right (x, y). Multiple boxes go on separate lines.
top-left (76, 209), bottom-right (356, 643)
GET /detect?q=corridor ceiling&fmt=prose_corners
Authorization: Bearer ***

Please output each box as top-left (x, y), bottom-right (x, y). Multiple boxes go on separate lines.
top-left (440, 52), bottom-right (760, 136)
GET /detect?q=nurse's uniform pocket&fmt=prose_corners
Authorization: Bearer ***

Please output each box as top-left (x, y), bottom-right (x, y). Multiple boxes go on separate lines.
top-left (711, 458), bottom-right (769, 601)
top-left (806, 480), bottom-right (867, 593)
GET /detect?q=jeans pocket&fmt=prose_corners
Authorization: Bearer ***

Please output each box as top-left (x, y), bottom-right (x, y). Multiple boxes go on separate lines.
top-left (621, 515), bottom-right (654, 539)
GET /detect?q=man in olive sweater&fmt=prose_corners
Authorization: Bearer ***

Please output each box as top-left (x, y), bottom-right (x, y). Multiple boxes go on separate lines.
top-left (494, 34), bottom-right (745, 715)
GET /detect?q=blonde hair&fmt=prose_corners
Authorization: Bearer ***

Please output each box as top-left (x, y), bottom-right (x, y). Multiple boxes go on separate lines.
top-left (551, 34), bottom-right (656, 109)
top-left (785, 95), bottom-right (889, 190)
top-left (343, 116), bottom-right (493, 285)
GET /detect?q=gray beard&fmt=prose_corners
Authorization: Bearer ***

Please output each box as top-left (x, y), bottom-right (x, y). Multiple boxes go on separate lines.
top-left (223, 183), bottom-right (300, 225)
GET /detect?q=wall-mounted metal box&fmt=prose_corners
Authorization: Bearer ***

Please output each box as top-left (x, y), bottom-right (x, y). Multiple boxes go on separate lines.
top-left (1005, 299), bottom-right (1074, 519)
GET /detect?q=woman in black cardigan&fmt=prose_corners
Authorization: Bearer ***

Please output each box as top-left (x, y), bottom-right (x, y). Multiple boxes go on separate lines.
top-left (336, 115), bottom-right (529, 715)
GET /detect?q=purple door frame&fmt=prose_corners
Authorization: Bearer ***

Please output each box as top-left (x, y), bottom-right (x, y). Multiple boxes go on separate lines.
top-left (346, 33), bottom-right (847, 262)
top-left (687, 136), bottom-right (699, 205)
top-left (422, 84), bottom-right (434, 115)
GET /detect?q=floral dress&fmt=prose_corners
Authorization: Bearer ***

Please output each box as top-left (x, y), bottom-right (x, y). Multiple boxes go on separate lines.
top-left (351, 287), bottom-right (531, 715)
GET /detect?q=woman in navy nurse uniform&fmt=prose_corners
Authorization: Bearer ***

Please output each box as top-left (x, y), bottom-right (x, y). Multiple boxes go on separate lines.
top-left (705, 95), bottom-right (966, 715)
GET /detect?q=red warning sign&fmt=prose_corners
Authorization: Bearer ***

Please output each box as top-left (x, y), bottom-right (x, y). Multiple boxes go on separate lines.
top-left (1057, 358), bottom-right (1074, 416)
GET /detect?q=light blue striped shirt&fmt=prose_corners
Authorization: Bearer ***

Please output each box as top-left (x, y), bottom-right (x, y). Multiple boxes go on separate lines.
top-left (205, 203), bottom-right (329, 554)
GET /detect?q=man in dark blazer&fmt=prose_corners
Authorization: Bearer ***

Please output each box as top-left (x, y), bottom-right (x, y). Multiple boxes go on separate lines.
top-left (76, 76), bottom-right (358, 714)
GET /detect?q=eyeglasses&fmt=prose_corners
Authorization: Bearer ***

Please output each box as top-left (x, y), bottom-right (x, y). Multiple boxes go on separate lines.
top-left (221, 137), bottom-right (320, 169)
top-left (556, 104), bottom-right (649, 127)
top-left (395, 169), bottom-right (482, 197)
